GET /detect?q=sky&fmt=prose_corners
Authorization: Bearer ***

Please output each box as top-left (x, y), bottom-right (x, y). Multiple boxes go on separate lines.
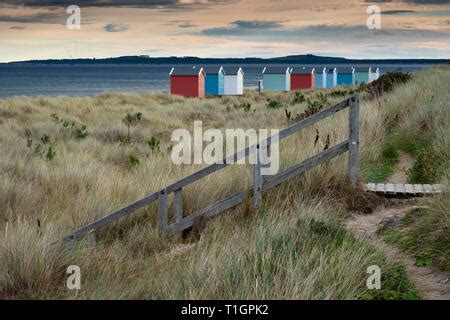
top-left (0, 0), bottom-right (449, 62)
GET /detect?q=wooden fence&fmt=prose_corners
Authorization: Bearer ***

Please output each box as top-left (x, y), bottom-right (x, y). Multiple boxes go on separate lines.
top-left (62, 95), bottom-right (359, 244)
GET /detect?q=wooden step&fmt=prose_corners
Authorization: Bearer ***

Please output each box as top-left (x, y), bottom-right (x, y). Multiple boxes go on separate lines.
top-left (365, 183), bottom-right (444, 197)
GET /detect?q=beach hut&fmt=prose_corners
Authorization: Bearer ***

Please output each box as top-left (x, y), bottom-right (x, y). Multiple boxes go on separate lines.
top-left (315, 67), bottom-right (327, 89)
top-left (354, 67), bottom-right (371, 85)
top-left (369, 67), bottom-right (380, 82)
top-left (204, 66), bottom-right (225, 96)
top-left (223, 67), bottom-right (244, 96)
top-left (291, 67), bottom-right (316, 90)
top-left (326, 68), bottom-right (337, 89)
top-left (170, 66), bottom-right (205, 98)
top-left (336, 67), bottom-right (355, 86)
top-left (262, 67), bottom-right (291, 92)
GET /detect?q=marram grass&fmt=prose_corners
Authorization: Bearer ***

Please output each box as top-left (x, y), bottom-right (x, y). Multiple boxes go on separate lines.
top-left (0, 68), bottom-right (448, 299)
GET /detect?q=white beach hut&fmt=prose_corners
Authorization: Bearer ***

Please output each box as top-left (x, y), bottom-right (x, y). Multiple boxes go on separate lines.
top-left (223, 67), bottom-right (244, 95)
top-left (369, 67), bottom-right (380, 82)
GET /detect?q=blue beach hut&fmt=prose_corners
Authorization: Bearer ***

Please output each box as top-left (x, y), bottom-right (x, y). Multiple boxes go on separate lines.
top-left (354, 67), bottom-right (371, 85)
top-left (204, 66), bottom-right (225, 96)
top-left (262, 67), bottom-right (291, 92)
top-left (326, 68), bottom-right (337, 89)
top-left (336, 67), bottom-right (355, 86)
top-left (315, 67), bottom-right (327, 88)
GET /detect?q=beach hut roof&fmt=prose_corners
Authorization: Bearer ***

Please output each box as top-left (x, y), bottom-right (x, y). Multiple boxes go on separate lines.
top-left (291, 67), bottom-right (315, 75)
top-left (336, 67), bottom-right (354, 74)
top-left (170, 66), bottom-right (204, 76)
top-left (263, 67), bottom-right (291, 74)
top-left (354, 66), bottom-right (371, 72)
top-left (203, 66), bottom-right (225, 75)
top-left (223, 67), bottom-right (244, 75)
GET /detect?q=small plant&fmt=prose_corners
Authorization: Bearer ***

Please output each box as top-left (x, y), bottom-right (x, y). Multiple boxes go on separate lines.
top-left (240, 102), bottom-right (251, 112)
top-left (40, 134), bottom-right (50, 145)
top-left (266, 98), bottom-right (282, 109)
top-left (45, 146), bottom-right (56, 161)
top-left (291, 91), bottom-right (305, 104)
top-left (128, 155), bottom-right (140, 167)
top-left (330, 89), bottom-right (347, 97)
top-left (148, 137), bottom-right (161, 153)
top-left (316, 92), bottom-right (328, 105)
top-left (25, 131), bottom-right (57, 161)
top-left (284, 108), bottom-right (292, 125)
top-left (51, 113), bottom-right (88, 139)
top-left (324, 134), bottom-right (330, 151)
top-left (25, 129), bottom-right (33, 148)
top-left (122, 112), bottom-right (142, 143)
top-left (74, 124), bottom-right (88, 139)
top-left (228, 102), bottom-right (252, 112)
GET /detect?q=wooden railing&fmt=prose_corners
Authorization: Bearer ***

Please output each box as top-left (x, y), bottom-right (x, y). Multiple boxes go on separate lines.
top-left (62, 96), bottom-right (359, 244)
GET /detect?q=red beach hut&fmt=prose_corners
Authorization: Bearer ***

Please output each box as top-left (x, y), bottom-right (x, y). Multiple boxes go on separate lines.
top-left (291, 67), bottom-right (316, 90)
top-left (170, 66), bottom-right (205, 98)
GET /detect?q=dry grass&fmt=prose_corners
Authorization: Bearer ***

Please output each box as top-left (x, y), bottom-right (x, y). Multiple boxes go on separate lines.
top-left (0, 68), bottom-right (448, 299)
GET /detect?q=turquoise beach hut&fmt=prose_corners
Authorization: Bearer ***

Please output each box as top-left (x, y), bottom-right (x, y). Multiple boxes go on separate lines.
top-left (315, 67), bottom-right (327, 88)
top-left (204, 66), bottom-right (225, 96)
top-left (262, 67), bottom-right (291, 92)
top-left (326, 68), bottom-right (337, 89)
top-left (336, 67), bottom-right (355, 86)
top-left (354, 67), bottom-right (371, 85)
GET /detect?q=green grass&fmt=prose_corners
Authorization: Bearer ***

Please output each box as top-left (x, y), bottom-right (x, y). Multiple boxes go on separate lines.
top-left (379, 195), bottom-right (450, 274)
top-left (363, 142), bottom-right (399, 183)
top-left (1, 68), bottom-right (449, 299)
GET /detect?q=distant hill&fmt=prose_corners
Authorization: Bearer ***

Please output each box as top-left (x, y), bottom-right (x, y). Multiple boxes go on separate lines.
top-left (5, 54), bottom-right (450, 65)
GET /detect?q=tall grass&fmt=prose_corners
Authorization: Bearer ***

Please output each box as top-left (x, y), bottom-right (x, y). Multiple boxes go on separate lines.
top-left (0, 69), bottom-right (447, 299)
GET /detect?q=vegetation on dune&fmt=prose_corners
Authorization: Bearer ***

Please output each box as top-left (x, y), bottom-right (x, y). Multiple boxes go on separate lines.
top-left (371, 68), bottom-right (450, 274)
top-left (365, 71), bottom-right (413, 98)
top-left (0, 68), bottom-right (448, 299)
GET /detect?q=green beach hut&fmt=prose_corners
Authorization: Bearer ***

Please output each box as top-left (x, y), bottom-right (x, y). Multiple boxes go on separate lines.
top-left (262, 67), bottom-right (292, 92)
top-left (354, 67), bottom-right (371, 85)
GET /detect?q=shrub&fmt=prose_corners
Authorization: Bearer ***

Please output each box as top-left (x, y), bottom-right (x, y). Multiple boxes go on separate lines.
top-left (266, 98), bottom-right (283, 109)
top-left (122, 112), bottom-right (142, 143)
top-left (148, 137), bottom-right (161, 153)
top-left (366, 72), bottom-right (413, 98)
top-left (291, 91), bottom-right (305, 104)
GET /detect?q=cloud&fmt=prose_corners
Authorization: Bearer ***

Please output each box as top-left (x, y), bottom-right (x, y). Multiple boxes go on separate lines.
top-left (0, 8), bottom-right (65, 24)
top-left (201, 23), bottom-right (450, 45)
top-left (365, 0), bottom-right (450, 4)
top-left (104, 23), bottom-right (129, 32)
top-left (178, 22), bottom-right (197, 28)
top-left (381, 10), bottom-right (415, 15)
top-left (9, 25), bottom-right (27, 29)
top-left (0, 0), bottom-right (232, 9)
top-left (202, 20), bottom-right (284, 36)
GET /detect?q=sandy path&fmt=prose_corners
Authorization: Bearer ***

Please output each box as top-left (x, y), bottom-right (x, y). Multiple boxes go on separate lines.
top-left (346, 152), bottom-right (450, 300)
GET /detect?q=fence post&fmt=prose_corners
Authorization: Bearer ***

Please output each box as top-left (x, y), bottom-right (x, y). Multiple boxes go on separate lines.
top-left (348, 95), bottom-right (360, 188)
top-left (253, 144), bottom-right (262, 210)
top-left (157, 188), bottom-right (168, 231)
top-left (174, 188), bottom-right (183, 225)
top-left (87, 229), bottom-right (97, 247)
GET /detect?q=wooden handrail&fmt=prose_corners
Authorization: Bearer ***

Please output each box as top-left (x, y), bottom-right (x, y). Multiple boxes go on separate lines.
top-left (61, 96), bottom-right (357, 243)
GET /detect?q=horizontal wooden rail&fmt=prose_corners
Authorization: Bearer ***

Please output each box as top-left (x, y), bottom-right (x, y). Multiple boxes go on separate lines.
top-left (170, 191), bottom-right (246, 233)
top-left (263, 141), bottom-right (349, 191)
top-left (60, 96), bottom-right (354, 243)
